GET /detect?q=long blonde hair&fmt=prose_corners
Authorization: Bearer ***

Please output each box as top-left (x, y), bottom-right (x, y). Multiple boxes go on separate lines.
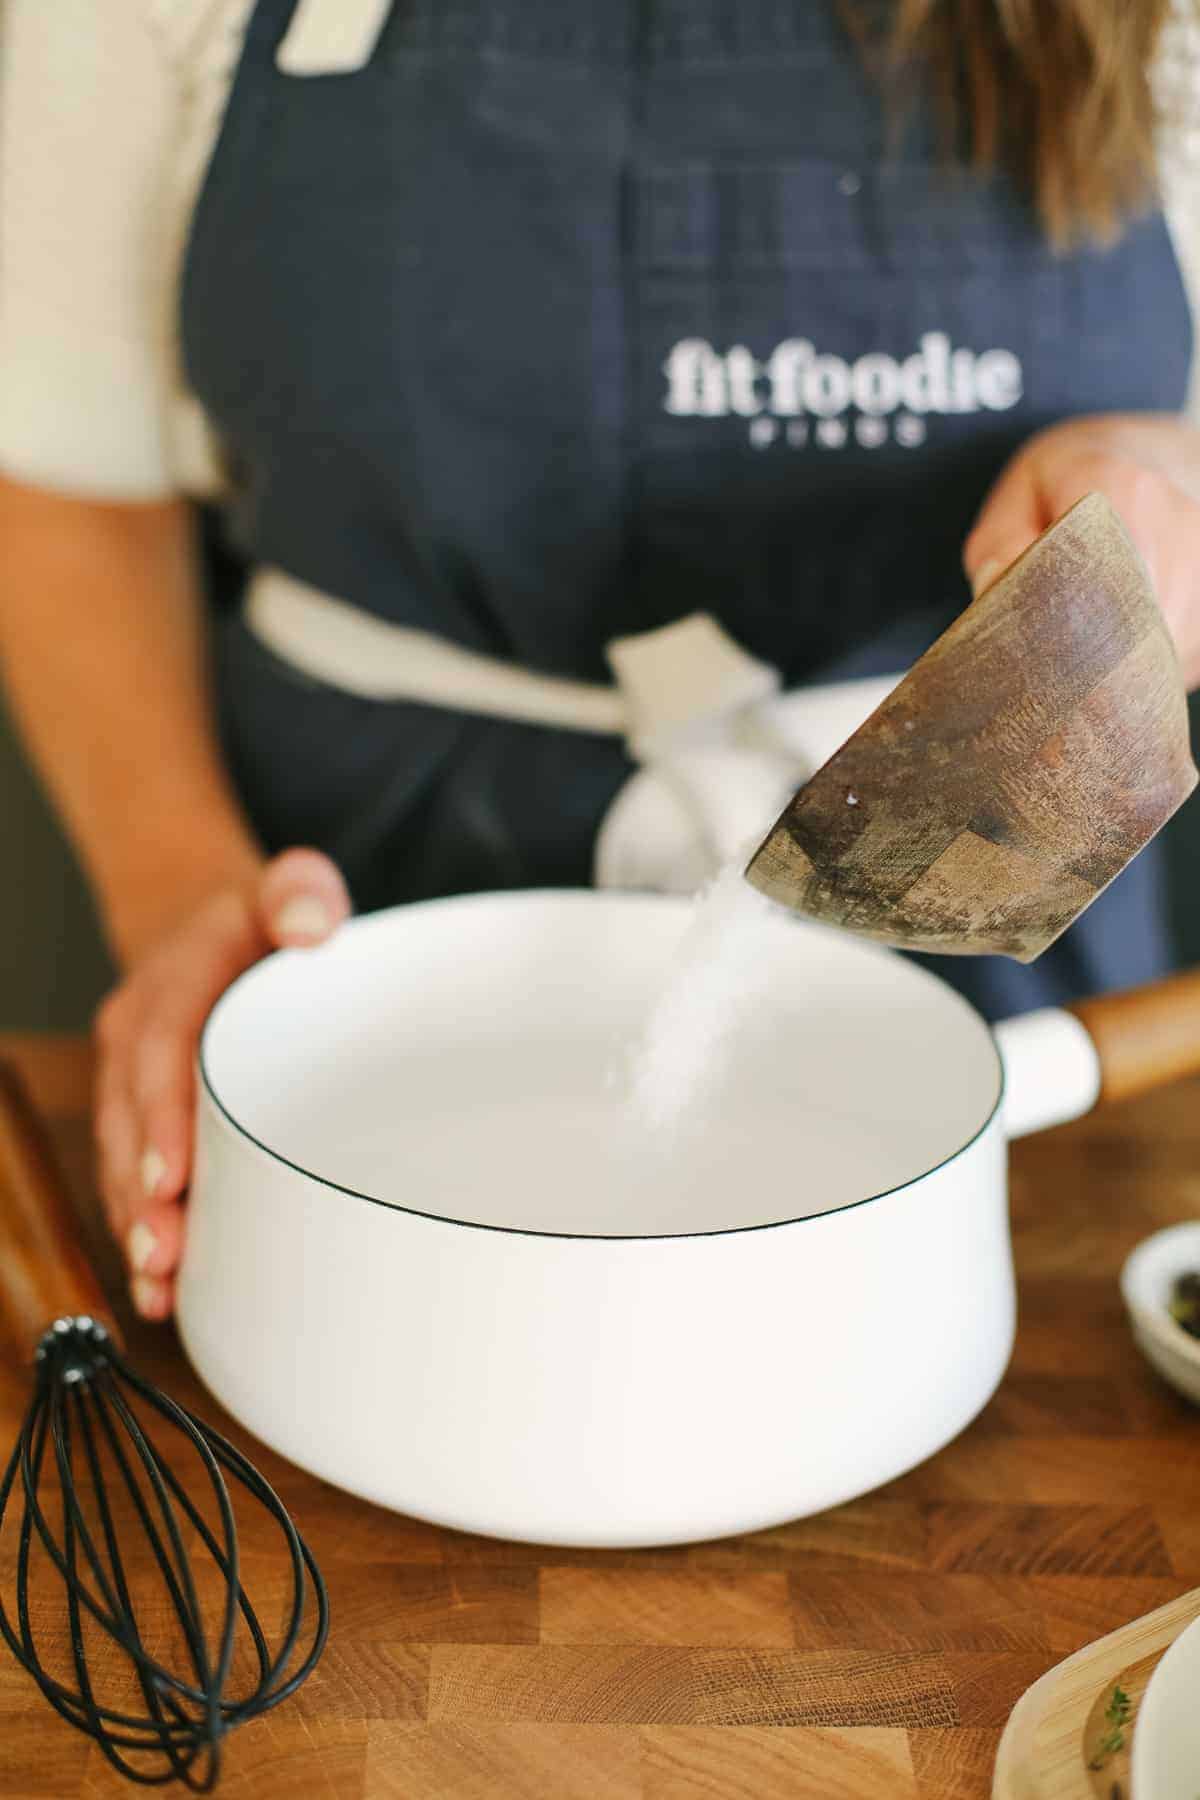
top-left (845, 1), bottom-right (1174, 244)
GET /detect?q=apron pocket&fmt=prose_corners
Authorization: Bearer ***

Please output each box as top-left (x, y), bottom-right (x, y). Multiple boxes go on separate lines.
top-left (637, 158), bottom-right (1055, 275)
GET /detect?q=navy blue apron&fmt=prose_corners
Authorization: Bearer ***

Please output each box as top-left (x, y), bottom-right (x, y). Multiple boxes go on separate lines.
top-left (183, 0), bottom-right (1193, 1019)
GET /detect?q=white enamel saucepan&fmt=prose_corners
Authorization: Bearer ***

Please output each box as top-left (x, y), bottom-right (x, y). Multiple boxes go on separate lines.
top-left (179, 890), bottom-right (1200, 1549)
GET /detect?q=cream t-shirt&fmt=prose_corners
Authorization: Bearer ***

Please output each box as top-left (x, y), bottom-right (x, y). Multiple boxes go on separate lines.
top-left (3, 0), bottom-right (1200, 503)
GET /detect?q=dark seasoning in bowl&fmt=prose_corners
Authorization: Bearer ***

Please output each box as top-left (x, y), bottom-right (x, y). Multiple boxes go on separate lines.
top-left (1168, 1271), bottom-right (1200, 1339)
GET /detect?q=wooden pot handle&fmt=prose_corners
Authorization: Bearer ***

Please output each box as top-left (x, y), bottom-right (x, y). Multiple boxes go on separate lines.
top-left (1068, 968), bottom-right (1200, 1107)
top-left (0, 1060), bottom-right (118, 1351)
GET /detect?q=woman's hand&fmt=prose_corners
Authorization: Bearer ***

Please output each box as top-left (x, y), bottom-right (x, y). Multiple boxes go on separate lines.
top-left (963, 413), bottom-right (1200, 688)
top-left (94, 847), bottom-right (352, 1321)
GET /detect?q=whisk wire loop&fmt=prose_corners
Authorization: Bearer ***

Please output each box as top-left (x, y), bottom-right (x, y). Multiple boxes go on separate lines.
top-left (73, 1387), bottom-right (200, 1783)
top-left (0, 1318), bottom-right (329, 1791)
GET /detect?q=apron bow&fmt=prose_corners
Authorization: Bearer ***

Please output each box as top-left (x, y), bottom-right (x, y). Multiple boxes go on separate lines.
top-left (245, 567), bottom-right (900, 894)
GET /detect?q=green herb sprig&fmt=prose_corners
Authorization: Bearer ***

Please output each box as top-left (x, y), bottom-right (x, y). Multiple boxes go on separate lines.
top-left (1088, 1683), bottom-right (1132, 1770)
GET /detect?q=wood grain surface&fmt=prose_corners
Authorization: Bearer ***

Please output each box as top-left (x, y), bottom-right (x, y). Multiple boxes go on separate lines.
top-left (747, 494), bottom-right (1198, 959)
top-left (2, 1035), bottom-right (1200, 1800)
top-left (0, 1061), bottom-right (115, 1345)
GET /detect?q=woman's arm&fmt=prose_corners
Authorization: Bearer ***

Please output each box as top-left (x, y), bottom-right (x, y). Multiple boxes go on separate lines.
top-left (0, 7), bottom-right (351, 1322)
top-left (0, 477), bottom-right (352, 1317)
top-left (0, 476), bottom-right (262, 959)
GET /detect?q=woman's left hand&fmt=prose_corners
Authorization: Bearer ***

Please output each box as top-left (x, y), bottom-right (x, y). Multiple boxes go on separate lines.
top-left (963, 412), bottom-right (1200, 689)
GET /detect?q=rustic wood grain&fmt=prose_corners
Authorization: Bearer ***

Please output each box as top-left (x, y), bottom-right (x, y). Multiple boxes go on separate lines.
top-left (426, 1644), bottom-right (960, 1727)
top-left (0, 1059), bottom-right (114, 1346)
top-left (0, 1716), bottom-right (92, 1797)
top-left (2, 1038), bottom-right (1200, 1797)
top-left (911, 1729), bottom-right (1003, 1800)
top-left (746, 494), bottom-right (1198, 959)
top-left (539, 1570), bottom-right (794, 1648)
top-left (323, 1565), bottom-right (539, 1644)
top-left (922, 1505), bottom-right (1171, 1576)
top-left (638, 1725), bottom-right (918, 1799)
top-left (787, 1573), bottom-right (1048, 1655)
top-left (1017, 1576), bottom-right (1181, 1659)
top-left (366, 1722), bottom-right (642, 1800)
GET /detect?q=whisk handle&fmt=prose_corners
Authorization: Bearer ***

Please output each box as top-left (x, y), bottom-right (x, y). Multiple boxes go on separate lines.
top-left (0, 1060), bottom-right (119, 1352)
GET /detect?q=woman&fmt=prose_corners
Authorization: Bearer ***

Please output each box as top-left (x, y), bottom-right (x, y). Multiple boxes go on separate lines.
top-left (3, 0), bottom-right (1200, 1320)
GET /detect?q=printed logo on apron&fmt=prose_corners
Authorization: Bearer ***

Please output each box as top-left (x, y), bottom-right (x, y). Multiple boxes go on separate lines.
top-left (663, 331), bottom-right (1024, 449)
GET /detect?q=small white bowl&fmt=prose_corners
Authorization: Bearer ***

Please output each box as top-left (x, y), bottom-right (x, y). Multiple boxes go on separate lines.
top-left (1120, 1223), bottom-right (1200, 1406)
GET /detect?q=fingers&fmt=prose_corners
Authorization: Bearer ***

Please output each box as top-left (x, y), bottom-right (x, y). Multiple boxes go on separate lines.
top-left (962, 454), bottom-right (1045, 598)
top-left (94, 856), bottom-right (351, 1320)
top-left (963, 418), bottom-right (1200, 689)
top-left (128, 1272), bottom-right (174, 1323)
top-left (964, 436), bottom-right (1177, 601)
top-left (92, 884), bottom-right (272, 1320)
top-left (93, 1002), bottom-right (139, 1244)
top-left (259, 847), bottom-right (352, 947)
top-left (127, 1202), bottom-right (186, 1282)
top-left (129, 1016), bottom-right (195, 1211)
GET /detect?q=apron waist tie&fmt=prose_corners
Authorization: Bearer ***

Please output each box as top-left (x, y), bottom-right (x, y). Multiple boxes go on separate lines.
top-left (246, 567), bottom-right (628, 735)
top-left (244, 565), bottom-right (902, 890)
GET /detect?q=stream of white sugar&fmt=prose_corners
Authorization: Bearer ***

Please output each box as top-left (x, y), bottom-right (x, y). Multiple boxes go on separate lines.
top-left (626, 859), bottom-right (782, 1132)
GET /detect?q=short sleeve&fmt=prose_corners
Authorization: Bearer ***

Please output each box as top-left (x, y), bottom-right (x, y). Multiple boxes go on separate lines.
top-left (0, 0), bottom-right (182, 498)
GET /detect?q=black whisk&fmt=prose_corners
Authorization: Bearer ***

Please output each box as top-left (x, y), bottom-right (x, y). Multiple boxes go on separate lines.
top-left (0, 1063), bottom-right (328, 1789)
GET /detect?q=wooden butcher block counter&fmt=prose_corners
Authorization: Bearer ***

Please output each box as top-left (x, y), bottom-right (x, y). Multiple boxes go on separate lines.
top-left (2, 1033), bottom-right (1199, 1800)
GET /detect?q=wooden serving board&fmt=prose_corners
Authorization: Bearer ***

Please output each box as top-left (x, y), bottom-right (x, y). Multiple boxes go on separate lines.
top-left (994, 1588), bottom-right (1200, 1800)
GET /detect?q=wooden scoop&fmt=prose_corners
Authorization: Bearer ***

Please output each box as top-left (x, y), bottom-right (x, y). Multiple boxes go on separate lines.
top-left (745, 493), bottom-right (1198, 961)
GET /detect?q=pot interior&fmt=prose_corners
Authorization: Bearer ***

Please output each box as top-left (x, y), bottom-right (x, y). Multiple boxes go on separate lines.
top-left (199, 890), bottom-right (1003, 1236)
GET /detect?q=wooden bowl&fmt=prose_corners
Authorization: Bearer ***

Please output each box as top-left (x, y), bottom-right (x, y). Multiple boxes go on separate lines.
top-left (748, 493), bottom-right (1198, 960)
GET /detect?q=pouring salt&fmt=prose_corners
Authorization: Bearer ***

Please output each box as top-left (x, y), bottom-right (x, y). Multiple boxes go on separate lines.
top-left (627, 859), bottom-right (781, 1132)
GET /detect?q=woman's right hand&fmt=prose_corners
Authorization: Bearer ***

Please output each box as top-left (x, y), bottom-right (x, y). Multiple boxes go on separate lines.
top-left (94, 847), bottom-right (352, 1321)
